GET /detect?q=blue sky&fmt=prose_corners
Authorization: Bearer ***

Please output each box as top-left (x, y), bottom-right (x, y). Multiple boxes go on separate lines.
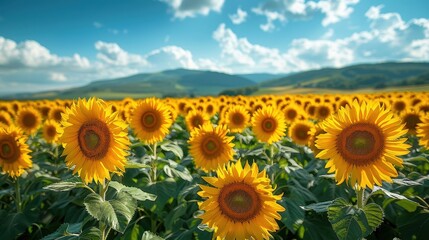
top-left (0, 0), bottom-right (429, 93)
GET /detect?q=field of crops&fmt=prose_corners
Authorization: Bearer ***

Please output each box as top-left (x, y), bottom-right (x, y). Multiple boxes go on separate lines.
top-left (1, 92), bottom-right (429, 240)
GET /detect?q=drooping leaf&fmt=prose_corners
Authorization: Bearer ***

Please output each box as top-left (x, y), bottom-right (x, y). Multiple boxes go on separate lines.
top-left (160, 140), bottom-right (184, 159)
top-left (303, 201), bottom-right (333, 213)
top-left (281, 198), bottom-right (305, 233)
top-left (42, 223), bottom-right (83, 240)
top-left (109, 181), bottom-right (157, 201)
top-left (370, 186), bottom-right (422, 212)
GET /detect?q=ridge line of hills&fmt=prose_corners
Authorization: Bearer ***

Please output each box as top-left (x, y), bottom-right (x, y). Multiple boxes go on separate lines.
top-left (4, 61), bottom-right (429, 100)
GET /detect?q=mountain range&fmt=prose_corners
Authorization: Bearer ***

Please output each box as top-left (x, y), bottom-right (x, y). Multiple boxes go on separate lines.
top-left (3, 62), bottom-right (429, 100)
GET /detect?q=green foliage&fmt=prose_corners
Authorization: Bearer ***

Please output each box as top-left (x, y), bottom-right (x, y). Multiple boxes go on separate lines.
top-left (328, 198), bottom-right (384, 240)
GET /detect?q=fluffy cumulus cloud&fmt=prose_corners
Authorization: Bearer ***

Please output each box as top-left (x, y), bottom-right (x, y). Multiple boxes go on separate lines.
top-left (230, 8), bottom-right (248, 25)
top-left (212, 5), bottom-right (429, 73)
top-left (160, 0), bottom-right (225, 18)
top-left (252, 0), bottom-right (359, 31)
top-left (145, 46), bottom-right (198, 70)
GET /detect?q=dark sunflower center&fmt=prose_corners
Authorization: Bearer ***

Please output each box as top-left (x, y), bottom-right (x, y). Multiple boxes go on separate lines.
top-left (53, 110), bottom-right (63, 122)
top-left (192, 116), bottom-right (203, 128)
top-left (337, 123), bottom-right (384, 166)
top-left (218, 182), bottom-right (261, 222)
top-left (207, 105), bottom-right (214, 114)
top-left (231, 112), bottom-right (244, 125)
top-left (261, 118), bottom-right (276, 133)
top-left (308, 106), bottom-right (316, 115)
top-left (46, 126), bottom-right (57, 137)
top-left (318, 107), bottom-right (330, 118)
top-left (295, 125), bottom-right (310, 140)
top-left (140, 111), bottom-right (161, 131)
top-left (404, 114), bottom-right (421, 132)
top-left (23, 113), bottom-right (36, 127)
top-left (394, 102), bottom-right (405, 111)
top-left (0, 138), bottom-right (20, 163)
top-left (287, 109), bottom-right (297, 119)
top-left (78, 119), bottom-right (110, 160)
top-left (84, 130), bottom-right (100, 150)
top-left (0, 116), bottom-right (8, 125)
top-left (201, 136), bottom-right (220, 156)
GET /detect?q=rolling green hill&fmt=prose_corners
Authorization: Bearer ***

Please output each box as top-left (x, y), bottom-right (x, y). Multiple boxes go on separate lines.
top-left (261, 62), bottom-right (429, 89)
top-left (9, 69), bottom-right (256, 100)
top-left (220, 62), bottom-right (429, 95)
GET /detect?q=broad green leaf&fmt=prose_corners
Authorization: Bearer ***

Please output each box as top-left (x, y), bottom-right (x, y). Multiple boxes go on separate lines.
top-left (84, 192), bottom-right (137, 233)
top-left (160, 140), bottom-right (184, 159)
top-left (304, 201), bottom-right (333, 213)
top-left (370, 186), bottom-right (422, 212)
top-left (328, 198), bottom-right (384, 240)
top-left (281, 198), bottom-right (305, 233)
top-left (141, 231), bottom-right (164, 240)
top-left (0, 210), bottom-right (37, 240)
top-left (363, 203), bottom-right (384, 231)
top-left (109, 181), bottom-right (157, 202)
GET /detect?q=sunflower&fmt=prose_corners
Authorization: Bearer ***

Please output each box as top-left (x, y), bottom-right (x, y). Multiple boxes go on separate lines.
top-left (316, 101), bottom-right (410, 189)
top-left (289, 120), bottom-right (313, 146)
top-left (0, 126), bottom-right (32, 178)
top-left (130, 98), bottom-right (173, 144)
top-left (16, 107), bottom-right (41, 135)
top-left (60, 98), bottom-right (130, 184)
top-left (315, 104), bottom-right (333, 121)
top-left (283, 104), bottom-right (304, 123)
top-left (251, 106), bottom-right (286, 144)
top-left (309, 124), bottom-right (326, 156)
top-left (417, 114), bottom-right (429, 148)
top-left (188, 123), bottom-right (234, 172)
top-left (198, 160), bottom-right (285, 239)
top-left (43, 120), bottom-right (60, 144)
top-left (185, 110), bottom-right (210, 132)
top-left (224, 105), bottom-right (250, 133)
top-left (0, 111), bottom-right (13, 127)
top-left (401, 110), bottom-right (422, 135)
top-left (49, 106), bottom-right (65, 122)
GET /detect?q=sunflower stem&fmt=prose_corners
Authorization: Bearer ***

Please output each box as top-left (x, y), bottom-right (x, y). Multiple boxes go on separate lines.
top-left (15, 178), bottom-right (22, 213)
top-left (356, 188), bottom-right (365, 209)
top-left (98, 182), bottom-right (109, 240)
top-left (150, 142), bottom-right (158, 183)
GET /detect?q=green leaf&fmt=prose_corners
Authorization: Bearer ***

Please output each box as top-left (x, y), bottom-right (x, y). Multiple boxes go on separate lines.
top-left (141, 231), bottom-right (164, 240)
top-left (109, 181), bottom-right (157, 202)
top-left (42, 223), bottom-right (83, 240)
top-left (163, 160), bottom-right (193, 181)
top-left (84, 192), bottom-right (137, 233)
top-left (160, 140), bottom-right (184, 159)
top-left (0, 210), bottom-right (36, 240)
top-left (370, 186), bottom-right (422, 212)
top-left (44, 181), bottom-right (85, 191)
top-left (125, 162), bottom-right (150, 169)
top-left (363, 203), bottom-right (384, 231)
top-left (281, 198), bottom-right (305, 233)
top-left (328, 198), bottom-right (384, 240)
top-left (304, 201), bottom-right (333, 213)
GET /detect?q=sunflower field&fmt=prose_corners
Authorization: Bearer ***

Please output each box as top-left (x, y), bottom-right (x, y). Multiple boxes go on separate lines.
top-left (0, 92), bottom-right (429, 240)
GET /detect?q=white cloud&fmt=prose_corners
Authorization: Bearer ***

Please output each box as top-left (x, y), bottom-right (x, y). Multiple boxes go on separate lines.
top-left (252, 0), bottom-right (359, 31)
top-left (230, 8), bottom-right (248, 25)
top-left (50, 72), bottom-right (67, 82)
top-left (308, 0), bottom-right (359, 27)
top-left (95, 41), bottom-right (147, 67)
top-left (145, 46), bottom-right (198, 70)
top-left (160, 0), bottom-right (225, 18)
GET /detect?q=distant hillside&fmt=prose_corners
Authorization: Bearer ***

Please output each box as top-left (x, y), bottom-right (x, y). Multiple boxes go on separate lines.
top-left (262, 62), bottom-right (429, 89)
top-left (9, 69), bottom-right (256, 100)
top-left (221, 62), bottom-right (429, 95)
top-left (237, 73), bottom-right (289, 83)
